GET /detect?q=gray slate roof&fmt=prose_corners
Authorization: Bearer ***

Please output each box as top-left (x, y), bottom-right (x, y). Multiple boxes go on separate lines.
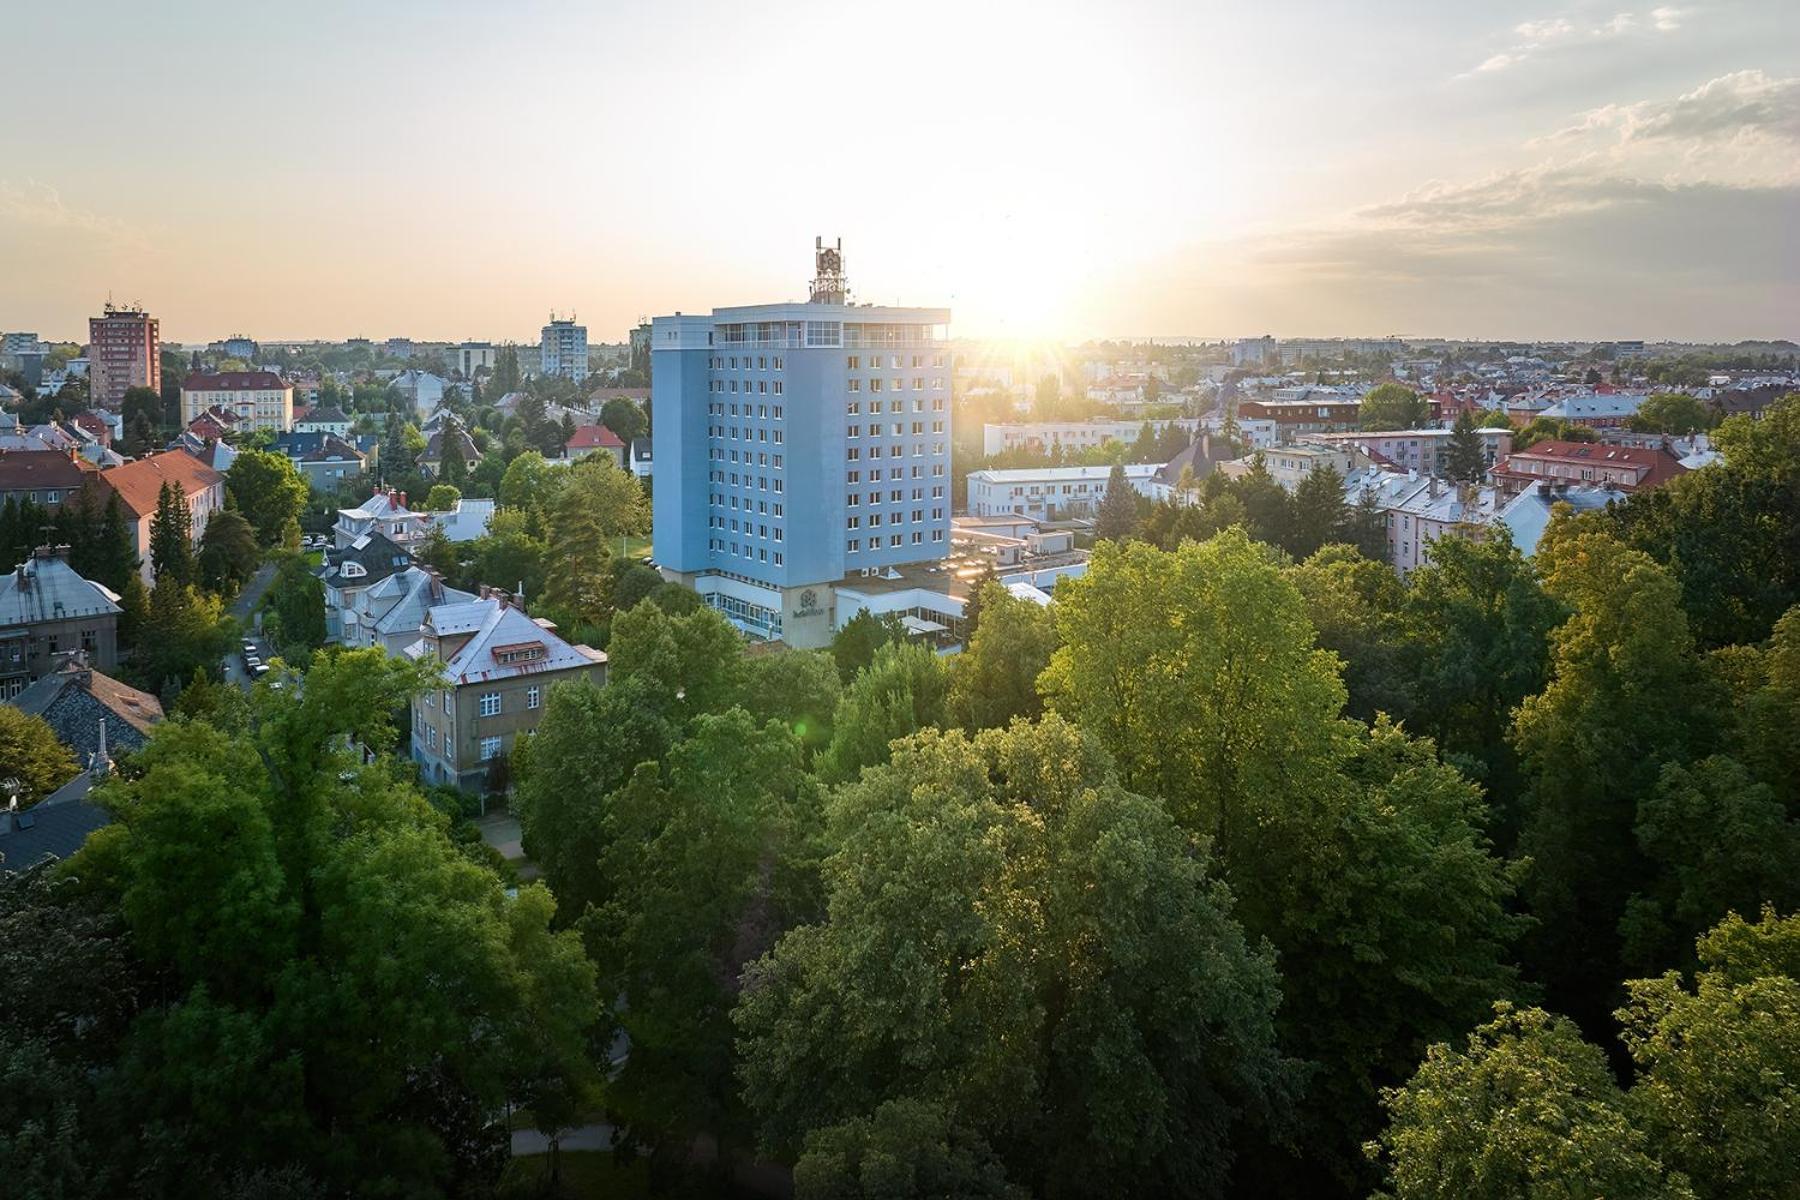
top-left (0, 553), bottom-right (121, 625)
top-left (13, 665), bottom-right (162, 762)
top-left (0, 799), bottom-right (110, 868)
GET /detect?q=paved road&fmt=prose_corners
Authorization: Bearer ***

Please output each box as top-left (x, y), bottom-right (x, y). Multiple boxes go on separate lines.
top-left (230, 561), bottom-right (277, 622)
top-left (222, 563), bottom-right (278, 690)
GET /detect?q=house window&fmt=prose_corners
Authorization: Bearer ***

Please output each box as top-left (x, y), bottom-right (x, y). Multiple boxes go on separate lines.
top-left (479, 692), bottom-right (501, 717)
top-left (480, 736), bottom-right (503, 761)
top-left (527, 686), bottom-right (540, 710)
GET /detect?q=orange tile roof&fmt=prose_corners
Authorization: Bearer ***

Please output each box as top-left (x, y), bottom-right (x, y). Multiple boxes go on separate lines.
top-left (98, 450), bottom-right (225, 518)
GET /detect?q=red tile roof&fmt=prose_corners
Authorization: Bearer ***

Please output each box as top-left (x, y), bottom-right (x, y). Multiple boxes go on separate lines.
top-left (566, 424), bottom-right (624, 450)
top-left (1499, 440), bottom-right (1688, 490)
top-left (181, 371), bottom-right (288, 391)
top-left (98, 451), bottom-right (225, 518)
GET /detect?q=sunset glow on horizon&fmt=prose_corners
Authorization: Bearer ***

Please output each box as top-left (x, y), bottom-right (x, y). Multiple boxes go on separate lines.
top-left (3, 0), bottom-right (1795, 345)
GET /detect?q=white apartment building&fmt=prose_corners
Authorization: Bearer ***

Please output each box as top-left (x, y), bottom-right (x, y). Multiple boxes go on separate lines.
top-left (966, 464), bottom-right (1160, 520)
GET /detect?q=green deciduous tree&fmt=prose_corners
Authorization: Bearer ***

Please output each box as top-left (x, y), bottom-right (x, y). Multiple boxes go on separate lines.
top-left (946, 581), bottom-right (1054, 731)
top-left (264, 554), bottom-right (325, 661)
top-left (0, 706), bottom-right (80, 808)
top-left (1043, 530), bottom-right (1345, 851)
top-left (1369, 1004), bottom-right (1694, 1200)
top-left (58, 649), bottom-right (599, 1197)
top-left (1514, 521), bottom-right (1714, 1032)
top-left (131, 581), bottom-right (234, 695)
top-left (736, 718), bottom-right (1293, 1198)
top-left (588, 710), bottom-right (824, 1166)
top-left (540, 456), bottom-right (649, 629)
top-left (737, 649), bottom-right (843, 754)
top-left (606, 601), bottom-right (744, 721)
top-left (1360, 383), bottom-right (1427, 431)
top-left (1286, 544), bottom-right (1416, 726)
top-left (794, 1099), bottom-right (1027, 1200)
top-left (600, 396), bottom-right (647, 446)
top-left (226, 450), bottom-right (309, 548)
top-left (422, 483), bottom-right (460, 511)
top-left (829, 609), bottom-right (904, 682)
top-left (820, 641), bottom-right (948, 782)
top-left (1630, 393), bottom-right (1713, 436)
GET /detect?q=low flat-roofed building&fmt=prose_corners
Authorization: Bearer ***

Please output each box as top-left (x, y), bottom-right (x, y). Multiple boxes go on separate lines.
top-left (966, 463), bottom-right (1161, 520)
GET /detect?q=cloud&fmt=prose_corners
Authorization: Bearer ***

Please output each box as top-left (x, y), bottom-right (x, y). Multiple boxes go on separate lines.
top-left (0, 180), bottom-right (151, 252)
top-left (1587, 69), bottom-right (1800, 143)
top-left (1132, 73), bottom-right (1800, 338)
top-left (1462, 6), bottom-right (1684, 76)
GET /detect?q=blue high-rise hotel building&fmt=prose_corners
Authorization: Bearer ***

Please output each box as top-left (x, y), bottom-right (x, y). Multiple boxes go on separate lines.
top-left (651, 241), bottom-right (952, 647)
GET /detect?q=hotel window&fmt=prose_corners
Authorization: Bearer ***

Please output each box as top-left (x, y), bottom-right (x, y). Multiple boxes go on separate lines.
top-left (848, 380), bottom-right (861, 393)
top-left (890, 534), bottom-right (903, 547)
top-left (911, 532), bottom-right (923, 545)
top-left (848, 425), bottom-right (860, 438)
top-left (846, 355), bottom-right (860, 369)
top-left (774, 552), bottom-right (783, 565)
top-left (773, 357), bottom-right (783, 369)
top-left (847, 539), bottom-right (860, 552)
top-left (846, 470), bottom-right (859, 484)
top-left (480, 736), bottom-right (503, 761)
top-left (773, 383), bottom-right (782, 396)
top-left (773, 503), bottom-right (783, 516)
top-left (847, 493), bottom-right (859, 507)
top-left (846, 447), bottom-right (860, 461)
top-left (480, 692), bottom-right (501, 717)
top-left (932, 529), bottom-right (945, 542)
top-left (912, 378), bottom-right (923, 391)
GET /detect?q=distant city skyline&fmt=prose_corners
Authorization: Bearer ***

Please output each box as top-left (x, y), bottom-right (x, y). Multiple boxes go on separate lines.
top-left (3, 0), bottom-right (1795, 345)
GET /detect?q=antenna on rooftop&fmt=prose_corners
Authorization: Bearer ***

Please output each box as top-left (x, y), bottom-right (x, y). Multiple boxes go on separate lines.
top-left (809, 237), bottom-right (847, 305)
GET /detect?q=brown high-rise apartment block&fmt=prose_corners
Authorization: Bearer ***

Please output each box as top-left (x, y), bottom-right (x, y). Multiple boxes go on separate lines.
top-left (87, 304), bottom-right (160, 410)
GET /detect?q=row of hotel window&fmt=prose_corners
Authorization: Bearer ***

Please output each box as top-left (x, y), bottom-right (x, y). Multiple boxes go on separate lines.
top-left (845, 444), bottom-right (947, 460)
top-left (846, 379), bottom-right (943, 393)
top-left (709, 471), bottom-right (784, 491)
top-left (845, 510), bottom-right (944, 527)
top-left (709, 403), bottom-right (784, 418)
top-left (711, 426), bottom-right (785, 443)
top-left (714, 450), bottom-right (784, 466)
top-left (712, 497), bottom-right (784, 515)
top-left (848, 531), bottom-right (944, 552)
top-left (421, 687), bottom-right (540, 716)
top-left (852, 486), bottom-right (946, 503)
top-left (421, 725), bottom-right (505, 763)
top-left (704, 354), bottom-right (948, 370)
top-left (849, 422), bottom-right (944, 437)
top-left (847, 398), bottom-right (947, 413)
top-left (710, 518), bottom-right (784, 541)
top-left (709, 541), bottom-right (785, 566)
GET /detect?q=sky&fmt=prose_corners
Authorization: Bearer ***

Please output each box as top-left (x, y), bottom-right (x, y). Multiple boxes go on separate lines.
top-left (2, 0), bottom-right (1795, 345)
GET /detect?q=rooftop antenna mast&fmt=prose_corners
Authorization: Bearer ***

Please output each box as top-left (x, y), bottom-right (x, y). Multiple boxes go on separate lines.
top-left (809, 237), bottom-right (848, 305)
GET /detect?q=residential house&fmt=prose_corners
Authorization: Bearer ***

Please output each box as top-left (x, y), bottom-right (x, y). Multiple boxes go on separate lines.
top-left (393, 369), bottom-right (448, 419)
top-left (1492, 440), bottom-right (1687, 498)
top-left (185, 405), bottom-right (246, 442)
top-left (1236, 397), bottom-right (1364, 441)
top-left (1309, 427), bottom-right (1513, 477)
top-left (318, 530), bottom-right (416, 642)
top-left (563, 423), bottom-right (625, 465)
top-left (13, 655), bottom-right (163, 762)
top-left (1538, 392), bottom-right (1646, 429)
top-left (404, 591), bottom-right (607, 790)
top-left (416, 421), bottom-right (479, 480)
top-left (1343, 470), bottom-right (1500, 578)
top-left (0, 547), bottom-right (123, 697)
top-left (293, 405), bottom-right (353, 437)
top-left (0, 448), bottom-right (97, 510)
top-left (333, 486), bottom-right (492, 552)
top-left (1497, 481), bottom-right (1629, 558)
top-left (97, 450), bottom-right (226, 584)
top-left (629, 437), bottom-right (652, 480)
top-left (1146, 433), bottom-right (1237, 503)
top-left (0, 792), bottom-right (112, 867)
top-left (274, 431), bottom-right (371, 492)
top-left (340, 566), bottom-right (475, 655)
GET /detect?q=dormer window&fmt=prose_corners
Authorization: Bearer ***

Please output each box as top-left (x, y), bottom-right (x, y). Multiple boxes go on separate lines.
top-left (341, 561), bottom-right (366, 578)
top-left (494, 642), bottom-right (546, 665)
